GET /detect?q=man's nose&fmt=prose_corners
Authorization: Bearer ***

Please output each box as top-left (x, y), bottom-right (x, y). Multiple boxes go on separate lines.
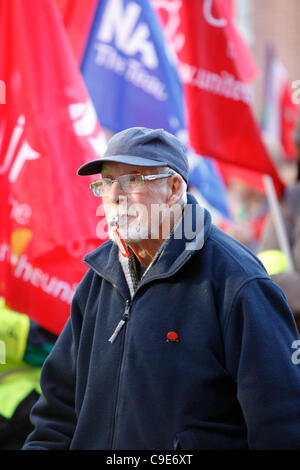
top-left (108, 180), bottom-right (123, 203)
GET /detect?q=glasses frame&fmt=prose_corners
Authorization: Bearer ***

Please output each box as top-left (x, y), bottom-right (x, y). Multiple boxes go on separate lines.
top-left (89, 172), bottom-right (173, 196)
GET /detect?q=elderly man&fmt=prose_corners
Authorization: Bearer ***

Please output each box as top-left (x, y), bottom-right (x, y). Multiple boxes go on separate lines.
top-left (23, 127), bottom-right (300, 450)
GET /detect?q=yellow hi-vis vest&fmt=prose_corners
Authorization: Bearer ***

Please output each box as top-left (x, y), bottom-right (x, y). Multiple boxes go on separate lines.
top-left (0, 298), bottom-right (41, 419)
top-left (257, 250), bottom-right (289, 276)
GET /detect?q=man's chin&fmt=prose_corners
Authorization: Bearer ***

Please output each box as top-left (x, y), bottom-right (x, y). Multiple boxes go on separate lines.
top-left (119, 233), bottom-right (149, 244)
top-left (117, 225), bottom-right (150, 244)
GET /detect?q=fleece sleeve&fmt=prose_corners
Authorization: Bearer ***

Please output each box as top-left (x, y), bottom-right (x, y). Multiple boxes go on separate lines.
top-left (223, 277), bottom-right (300, 450)
top-left (22, 293), bottom-right (82, 450)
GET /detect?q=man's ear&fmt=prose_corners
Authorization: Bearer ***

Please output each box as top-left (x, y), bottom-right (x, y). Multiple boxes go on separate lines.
top-left (166, 174), bottom-right (183, 207)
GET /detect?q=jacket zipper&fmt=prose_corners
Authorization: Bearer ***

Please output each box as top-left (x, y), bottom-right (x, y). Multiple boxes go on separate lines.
top-left (108, 300), bottom-right (130, 344)
top-left (110, 299), bottom-right (132, 449)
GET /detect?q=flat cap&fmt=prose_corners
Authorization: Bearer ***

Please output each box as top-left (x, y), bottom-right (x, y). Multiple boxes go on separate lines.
top-left (77, 127), bottom-right (189, 182)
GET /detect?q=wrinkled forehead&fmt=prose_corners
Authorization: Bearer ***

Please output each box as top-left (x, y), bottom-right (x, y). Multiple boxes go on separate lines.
top-left (101, 161), bottom-right (164, 177)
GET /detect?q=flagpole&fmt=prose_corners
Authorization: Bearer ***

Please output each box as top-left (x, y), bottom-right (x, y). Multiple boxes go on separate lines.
top-left (263, 174), bottom-right (295, 271)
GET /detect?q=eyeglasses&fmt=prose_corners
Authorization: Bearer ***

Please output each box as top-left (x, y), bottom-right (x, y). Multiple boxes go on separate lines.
top-left (89, 172), bottom-right (173, 196)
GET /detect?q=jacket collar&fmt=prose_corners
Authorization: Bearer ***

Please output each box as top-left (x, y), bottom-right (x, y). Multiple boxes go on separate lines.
top-left (84, 193), bottom-right (211, 297)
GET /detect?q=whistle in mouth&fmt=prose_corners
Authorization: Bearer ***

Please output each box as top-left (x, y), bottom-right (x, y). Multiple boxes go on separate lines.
top-left (110, 219), bottom-right (130, 258)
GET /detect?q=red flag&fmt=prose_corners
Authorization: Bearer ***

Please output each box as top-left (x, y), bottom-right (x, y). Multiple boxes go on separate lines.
top-left (154, 0), bottom-right (284, 195)
top-left (153, 0), bottom-right (259, 84)
top-left (55, 0), bottom-right (98, 62)
top-left (0, 0), bottom-right (107, 334)
top-left (280, 81), bottom-right (299, 159)
top-left (262, 47), bottom-right (299, 162)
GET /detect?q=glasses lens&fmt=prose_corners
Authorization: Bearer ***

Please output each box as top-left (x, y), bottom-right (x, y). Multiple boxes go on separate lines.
top-left (90, 175), bottom-right (145, 195)
top-left (90, 182), bottom-right (101, 196)
top-left (120, 174), bottom-right (144, 192)
top-left (90, 180), bottom-right (110, 196)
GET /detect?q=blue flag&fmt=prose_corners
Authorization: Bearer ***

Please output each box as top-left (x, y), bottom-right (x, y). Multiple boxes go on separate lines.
top-left (81, 0), bottom-right (184, 134)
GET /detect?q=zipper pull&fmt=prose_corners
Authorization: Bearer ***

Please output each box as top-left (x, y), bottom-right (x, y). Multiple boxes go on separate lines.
top-left (108, 300), bottom-right (130, 344)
